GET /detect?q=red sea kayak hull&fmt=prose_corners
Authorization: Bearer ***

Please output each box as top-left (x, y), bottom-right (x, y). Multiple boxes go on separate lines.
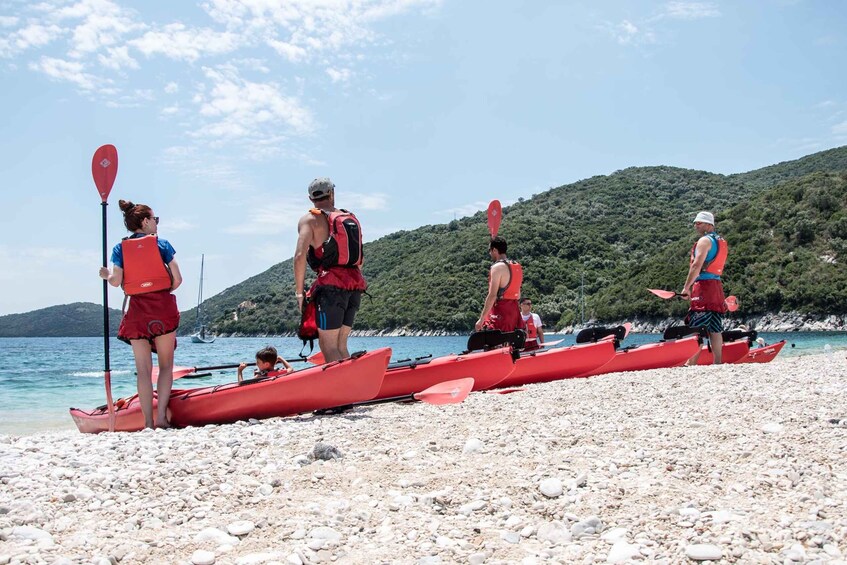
top-left (496, 340), bottom-right (616, 388)
top-left (735, 340), bottom-right (786, 364)
top-left (376, 347), bottom-right (515, 399)
top-left (696, 340), bottom-right (749, 365)
top-left (576, 335), bottom-right (701, 377)
top-left (70, 348), bottom-right (392, 433)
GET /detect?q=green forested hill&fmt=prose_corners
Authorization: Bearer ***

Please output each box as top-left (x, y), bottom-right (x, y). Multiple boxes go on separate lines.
top-left (0, 303), bottom-right (122, 337)
top-left (190, 146), bottom-right (847, 334)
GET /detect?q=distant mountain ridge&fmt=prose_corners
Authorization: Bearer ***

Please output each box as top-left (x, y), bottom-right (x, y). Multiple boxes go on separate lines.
top-left (0, 303), bottom-right (122, 337)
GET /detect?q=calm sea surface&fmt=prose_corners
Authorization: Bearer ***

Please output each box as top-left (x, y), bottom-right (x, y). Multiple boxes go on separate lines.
top-left (1, 332), bottom-right (845, 436)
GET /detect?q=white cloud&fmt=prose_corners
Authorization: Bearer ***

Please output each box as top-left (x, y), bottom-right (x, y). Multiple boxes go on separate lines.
top-left (609, 20), bottom-right (656, 46)
top-left (435, 200), bottom-right (490, 219)
top-left (326, 66), bottom-right (353, 83)
top-left (164, 81), bottom-right (179, 94)
top-left (129, 23), bottom-right (240, 62)
top-left (0, 23), bottom-right (64, 57)
top-left (816, 100), bottom-right (836, 109)
top-left (161, 217), bottom-right (195, 232)
top-left (54, 0), bottom-right (146, 59)
top-left (225, 196), bottom-right (303, 235)
top-left (344, 192), bottom-right (389, 211)
top-left (0, 16), bottom-right (19, 27)
top-left (662, 2), bottom-right (721, 20)
top-left (833, 120), bottom-right (847, 136)
top-left (97, 45), bottom-right (138, 70)
top-left (29, 56), bottom-right (103, 90)
top-left (191, 66), bottom-right (315, 142)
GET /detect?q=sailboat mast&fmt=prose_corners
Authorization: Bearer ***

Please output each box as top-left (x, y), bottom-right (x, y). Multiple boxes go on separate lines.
top-left (196, 254), bottom-right (205, 327)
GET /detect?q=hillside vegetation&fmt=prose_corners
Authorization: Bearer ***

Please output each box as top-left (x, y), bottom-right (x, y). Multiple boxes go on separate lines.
top-left (0, 303), bottom-right (122, 337)
top-left (180, 146), bottom-right (847, 334)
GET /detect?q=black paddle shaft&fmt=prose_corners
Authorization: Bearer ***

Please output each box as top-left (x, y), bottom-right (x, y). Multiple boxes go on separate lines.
top-left (101, 201), bottom-right (110, 373)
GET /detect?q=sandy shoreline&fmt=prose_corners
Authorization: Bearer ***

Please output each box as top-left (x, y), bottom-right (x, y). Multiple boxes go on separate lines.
top-left (2, 353), bottom-right (845, 564)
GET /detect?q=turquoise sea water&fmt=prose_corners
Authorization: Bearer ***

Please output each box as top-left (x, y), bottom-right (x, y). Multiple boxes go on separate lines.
top-left (1, 332), bottom-right (845, 436)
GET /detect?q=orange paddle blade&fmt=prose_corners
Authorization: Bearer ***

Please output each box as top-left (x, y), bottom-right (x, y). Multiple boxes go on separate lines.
top-left (308, 351), bottom-right (326, 364)
top-left (413, 377), bottom-right (474, 405)
top-left (152, 365), bottom-right (197, 383)
top-left (487, 200), bottom-right (502, 238)
top-left (648, 288), bottom-right (678, 299)
top-left (725, 295), bottom-right (739, 312)
top-left (91, 145), bottom-right (118, 203)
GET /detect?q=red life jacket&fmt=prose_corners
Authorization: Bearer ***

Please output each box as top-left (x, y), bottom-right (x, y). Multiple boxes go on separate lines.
top-left (493, 260), bottom-right (522, 300)
top-left (307, 209), bottom-right (363, 270)
top-left (120, 235), bottom-right (172, 296)
top-left (690, 233), bottom-right (728, 278)
top-left (523, 314), bottom-right (538, 340)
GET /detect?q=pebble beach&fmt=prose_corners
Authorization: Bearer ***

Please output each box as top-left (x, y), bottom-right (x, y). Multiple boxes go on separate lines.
top-left (1, 353), bottom-right (845, 565)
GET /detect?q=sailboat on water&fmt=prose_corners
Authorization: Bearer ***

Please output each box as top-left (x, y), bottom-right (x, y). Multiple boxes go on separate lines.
top-left (190, 254), bottom-right (216, 344)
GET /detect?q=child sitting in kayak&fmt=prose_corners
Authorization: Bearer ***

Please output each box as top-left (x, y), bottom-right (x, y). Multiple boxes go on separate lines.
top-left (237, 346), bottom-right (294, 383)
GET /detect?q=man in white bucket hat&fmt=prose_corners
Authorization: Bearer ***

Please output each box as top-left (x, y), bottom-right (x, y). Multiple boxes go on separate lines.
top-left (681, 211), bottom-right (729, 364)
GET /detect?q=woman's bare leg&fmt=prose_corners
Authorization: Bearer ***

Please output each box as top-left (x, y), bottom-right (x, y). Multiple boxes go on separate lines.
top-left (152, 332), bottom-right (176, 428)
top-left (130, 340), bottom-right (154, 429)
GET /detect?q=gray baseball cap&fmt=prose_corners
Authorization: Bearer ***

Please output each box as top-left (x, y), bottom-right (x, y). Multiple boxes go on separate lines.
top-left (308, 177), bottom-right (335, 200)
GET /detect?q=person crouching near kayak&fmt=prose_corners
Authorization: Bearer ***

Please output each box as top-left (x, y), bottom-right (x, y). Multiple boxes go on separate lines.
top-left (293, 178), bottom-right (367, 363)
top-left (237, 346), bottom-right (294, 383)
top-left (99, 200), bottom-right (182, 429)
top-left (475, 237), bottom-right (523, 332)
top-left (681, 211), bottom-right (728, 365)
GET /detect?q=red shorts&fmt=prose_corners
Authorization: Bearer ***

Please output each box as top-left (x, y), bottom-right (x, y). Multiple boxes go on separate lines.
top-left (690, 279), bottom-right (726, 313)
top-left (118, 290), bottom-right (180, 349)
top-left (484, 299), bottom-right (521, 332)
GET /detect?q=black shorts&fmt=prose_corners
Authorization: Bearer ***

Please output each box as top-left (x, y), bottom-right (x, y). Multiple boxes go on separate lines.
top-left (315, 287), bottom-right (362, 331)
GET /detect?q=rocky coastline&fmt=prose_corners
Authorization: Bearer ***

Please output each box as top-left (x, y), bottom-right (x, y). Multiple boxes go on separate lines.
top-left (212, 312), bottom-right (845, 338)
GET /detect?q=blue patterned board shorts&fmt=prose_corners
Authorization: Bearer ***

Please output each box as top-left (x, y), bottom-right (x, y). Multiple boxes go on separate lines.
top-left (685, 310), bottom-right (724, 333)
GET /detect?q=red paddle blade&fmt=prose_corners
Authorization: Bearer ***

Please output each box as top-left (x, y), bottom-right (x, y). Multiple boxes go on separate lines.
top-left (648, 288), bottom-right (677, 299)
top-left (152, 365), bottom-right (196, 383)
top-left (92, 145), bottom-right (118, 203)
top-left (725, 295), bottom-right (739, 312)
top-left (622, 322), bottom-right (632, 338)
top-left (413, 377), bottom-right (474, 405)
top-left (308, 351), bottom-right (326, 365)
top-left (487, 200), bottom-right (502, 238)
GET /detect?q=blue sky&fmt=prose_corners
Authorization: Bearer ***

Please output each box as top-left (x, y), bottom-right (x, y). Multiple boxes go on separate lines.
top-left (1, 0), bottom-right (845, 315)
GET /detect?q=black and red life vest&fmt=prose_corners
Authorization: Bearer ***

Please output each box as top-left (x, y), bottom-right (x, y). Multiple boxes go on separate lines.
top-left (307, 209), bottom-right (363, 271)
top-left (120, 235), bottom-right (172, 296)
top-left (493, 259), bottom-right (523, 300)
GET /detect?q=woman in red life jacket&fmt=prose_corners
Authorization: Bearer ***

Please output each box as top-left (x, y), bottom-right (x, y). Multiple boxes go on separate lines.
top-left (237, 345), bottom-right (294, 383)
top-left (475, 236), bottom-right (523, 332)
top-left (99, 200), bottom-right (182, 429)
top-left (681, 210), bottom-right (728, 365)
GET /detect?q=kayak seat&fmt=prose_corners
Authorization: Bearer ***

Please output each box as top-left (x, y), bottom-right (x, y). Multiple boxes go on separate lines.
top-left (575, 325), bottom-right (626, 345)
top-left (466, 329), bottom-right (526, 352)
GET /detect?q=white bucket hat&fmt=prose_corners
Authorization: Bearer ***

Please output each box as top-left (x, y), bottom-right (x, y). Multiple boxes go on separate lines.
top-left (694, 211), bottom-right (715, 225)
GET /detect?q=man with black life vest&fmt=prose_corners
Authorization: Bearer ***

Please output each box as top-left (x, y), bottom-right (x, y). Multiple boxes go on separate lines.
top-left (294, 178), bottom-right (367, 363)
top-left (680, 211), bottom-right (729, 365)
top-left (475, 237), bottom-right (523, 332)
top-left (519, 297), bottom-right (545, 351)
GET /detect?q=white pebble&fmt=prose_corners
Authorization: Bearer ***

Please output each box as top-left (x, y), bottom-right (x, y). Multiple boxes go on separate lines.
top-left (191, 549), bottom-right (215, 565)
top-left (539, 478), bottom-right (563, 498)
top-left (463, 438), bottom-right (484, 454)
top-left (607, 541), bottom-right (640, 563)
top-left (685, 543), bottom-right (723, 561)
top-left (227, 520), bottom-right (255, 536)
top-left (761, 422), bottom-right (783, 434)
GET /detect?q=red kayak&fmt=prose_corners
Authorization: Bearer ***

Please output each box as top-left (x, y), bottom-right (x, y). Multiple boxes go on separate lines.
top-left (376, 347), bottom-right (515, 399)
top-left (696, 339), bottom-right (749, 365)
top-left (735, 340), bottom-right (787, 364)
top-left (495, 340), bottom-right (616, 388)
top-left (575, 335), bottom-right (701, 377)
top-left (70, 348), bottom-right (392, 433)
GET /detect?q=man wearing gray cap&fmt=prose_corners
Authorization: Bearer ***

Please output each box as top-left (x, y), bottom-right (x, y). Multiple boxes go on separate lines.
top-left (294, 178), bottom-right (367, 362)
top-left (681, 211), bottom-right (728, 364)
